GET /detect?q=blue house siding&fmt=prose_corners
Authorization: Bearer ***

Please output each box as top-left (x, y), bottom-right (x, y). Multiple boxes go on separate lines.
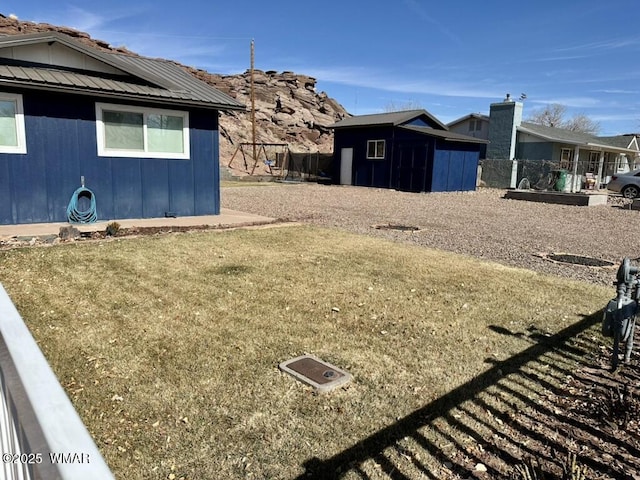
top-left (0, 90), bottom-right (220, 225)
top-left (334, 126), bottom-right (395, 188)
top-left (432, 142), bottom-right (479, 192)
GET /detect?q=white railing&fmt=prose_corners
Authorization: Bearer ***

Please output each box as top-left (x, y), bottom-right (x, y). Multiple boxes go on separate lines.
top-left (0, 284), bottom-right (114, 480)
top-left (0, 368), bottom-right (26, 480)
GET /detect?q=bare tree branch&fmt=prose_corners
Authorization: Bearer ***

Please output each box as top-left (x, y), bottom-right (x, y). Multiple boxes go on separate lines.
top-left (525, 103), bottom-right (600, 134)
top-left (383, 100), bottom-right (424, 112)
top-left (526, 104), bottom-right (566, 128)
top-left (562, 114), bottom-right (600, 135)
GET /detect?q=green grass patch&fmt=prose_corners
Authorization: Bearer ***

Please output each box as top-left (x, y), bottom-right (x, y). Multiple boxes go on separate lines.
top-left (0, 226), bottom-right (610, 479)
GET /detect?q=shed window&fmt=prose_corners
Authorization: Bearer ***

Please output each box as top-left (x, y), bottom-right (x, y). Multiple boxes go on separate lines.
top-left (96, 103), bottom-right (189, 159)
top-left (0, 93), bottom-right (26, 154)
top-left (367, 140), bottom-right (385, 160)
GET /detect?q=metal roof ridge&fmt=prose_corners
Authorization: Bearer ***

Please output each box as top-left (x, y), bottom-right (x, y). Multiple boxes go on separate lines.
top-left (0, 31), bottom-right (179, 91)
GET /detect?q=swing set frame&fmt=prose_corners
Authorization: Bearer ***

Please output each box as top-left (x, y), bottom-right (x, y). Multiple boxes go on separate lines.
top-left (227, 142), bottom-right (290, 176)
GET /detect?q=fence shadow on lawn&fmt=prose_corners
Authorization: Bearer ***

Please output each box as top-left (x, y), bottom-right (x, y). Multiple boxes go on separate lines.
top-left (296, 310), bottom-right (640, 479)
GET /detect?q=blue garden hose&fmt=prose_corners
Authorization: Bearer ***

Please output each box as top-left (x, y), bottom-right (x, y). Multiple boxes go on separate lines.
top-left (66, 186), bottom-right (97, 223)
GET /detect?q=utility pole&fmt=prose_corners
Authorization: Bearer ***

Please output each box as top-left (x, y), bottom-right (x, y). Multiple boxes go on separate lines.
top-left (250, 39), bottom-right (257, 171)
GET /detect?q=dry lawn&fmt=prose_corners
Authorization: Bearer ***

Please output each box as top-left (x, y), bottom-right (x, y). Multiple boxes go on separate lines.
top-left (0, 226), bottom-right (612, 479)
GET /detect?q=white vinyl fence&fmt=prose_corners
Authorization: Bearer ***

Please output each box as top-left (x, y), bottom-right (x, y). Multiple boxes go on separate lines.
top-left (0, 284), bottom-right (114, 480)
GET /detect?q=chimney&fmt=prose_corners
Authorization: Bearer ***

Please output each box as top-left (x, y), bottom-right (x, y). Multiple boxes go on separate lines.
top-left (486, 94), bottom-right (522, 160)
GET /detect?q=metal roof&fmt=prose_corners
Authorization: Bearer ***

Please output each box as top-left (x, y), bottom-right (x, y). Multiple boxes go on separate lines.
top-left (400, 125), bottom-right (489, 144)
top-left (518, 121), bottom-right (637, 152)
top-left (0, 32), bottom-right (245, 111)
top-left (330, 109), bottom-right (448, 130)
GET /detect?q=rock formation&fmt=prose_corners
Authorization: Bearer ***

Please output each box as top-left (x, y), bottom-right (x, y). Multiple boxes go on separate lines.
top-left (191, 68), bottom-right (349, 175)
top-left (0, 14), bottom-right (350, 176)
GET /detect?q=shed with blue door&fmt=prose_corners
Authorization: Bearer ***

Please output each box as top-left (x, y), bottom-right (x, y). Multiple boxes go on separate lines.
top-left (0, 31), bottom-right (244, 225)
top-left (330, 110), bottom-right (486, 192)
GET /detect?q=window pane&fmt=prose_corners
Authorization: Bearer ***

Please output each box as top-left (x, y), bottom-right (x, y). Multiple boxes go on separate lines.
top-left (376, 141), bottom-right (385, 158)
top-left (103, 111), bottom-right (144, 150)
top-left (367, 141), bottom-right (376, 158)
top-left (148, 114), bottom-right (184, 153)
top-left (0, 100), bottom-right (18, 147)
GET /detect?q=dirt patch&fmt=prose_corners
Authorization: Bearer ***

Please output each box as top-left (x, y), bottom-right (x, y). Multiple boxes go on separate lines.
top-left (545, 253), bottom-right (615, 268)
top-left (480, 349), bottom-right (640, 479)
top-left (0, 221), bottom-right (285, 250)
top-left (372, 223), bottom-right (422, 232)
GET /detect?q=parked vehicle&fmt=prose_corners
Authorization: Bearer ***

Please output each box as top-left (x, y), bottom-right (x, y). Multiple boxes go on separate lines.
top-left (607, 169), bottom-right (640, 198)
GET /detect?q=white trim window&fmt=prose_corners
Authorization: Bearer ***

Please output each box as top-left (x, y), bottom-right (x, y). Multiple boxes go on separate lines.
top-left (95, 103), bottom-right (190, 159)
top-left (560, 148), bottom-right (573, 169)
top-left (588, 151), bottom-right (600, 173)
top-left (367, 139), bottom-right (385, 160)
top-left (0, 93), bottom-right (26, 154)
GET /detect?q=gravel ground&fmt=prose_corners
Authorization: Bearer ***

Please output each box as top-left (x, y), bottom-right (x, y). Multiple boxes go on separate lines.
top-left (222, 183), bottom-right (640, 286)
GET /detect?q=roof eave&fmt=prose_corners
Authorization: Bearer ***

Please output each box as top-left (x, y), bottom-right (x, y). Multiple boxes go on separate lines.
top-left (441, 137), bottom-right (488, 144)
top-left (399, 125), bottom-right (488, 143)
top-left (445, 136), bottom-right (489, 144)
top-left (0, 80), bottom-right (246, 111)
top-left (330, 121), bottom-right (394, 129)
top-left (585, 142), bottom-right (637, 154)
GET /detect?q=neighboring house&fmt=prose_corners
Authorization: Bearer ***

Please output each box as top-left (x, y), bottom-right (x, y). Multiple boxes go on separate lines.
top-left (330, 110), bottom-right (487, 193)
top-left (483, 95), bottom-right (639, 189)
top-left (0, 32), bottom-right (244, 225)
top-left (515, 123), bottom-right (639, 186)
top-left (446, 113), bottom-right (489, 158)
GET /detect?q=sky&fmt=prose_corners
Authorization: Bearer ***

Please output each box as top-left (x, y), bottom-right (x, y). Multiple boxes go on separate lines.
top-left (4, 0), bottom-right (640, 135)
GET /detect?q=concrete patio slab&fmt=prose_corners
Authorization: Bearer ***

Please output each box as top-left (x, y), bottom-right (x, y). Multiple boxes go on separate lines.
top-left (0, 208), bottom-right (277, 240)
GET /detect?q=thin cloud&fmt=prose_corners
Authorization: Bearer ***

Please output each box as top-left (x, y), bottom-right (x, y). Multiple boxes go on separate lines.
top-left (402, 0), bottom-right (463, 46)
top-left (591, 112), bottom-right (640, 122)
top-left (67, 6), bottom-right (107, 32)
top-left (299, 65), bottom-right (503, 99)
top-left (529, 97), bottom-right (600, 108)
top-left (107, 33), bottom-right (229, 63)
top-left (529, 54), bottom-right (590, 62)
top-left (27, 5), bottom-right (248, 72)
top-left (32, 5), bottom-right (141, 34)
top-left (594, 89), bottom-right (640, 95)
top-left (27, 6), bottom-right (102, 32)
top-left (553, 35), bottom-right (640, 53)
